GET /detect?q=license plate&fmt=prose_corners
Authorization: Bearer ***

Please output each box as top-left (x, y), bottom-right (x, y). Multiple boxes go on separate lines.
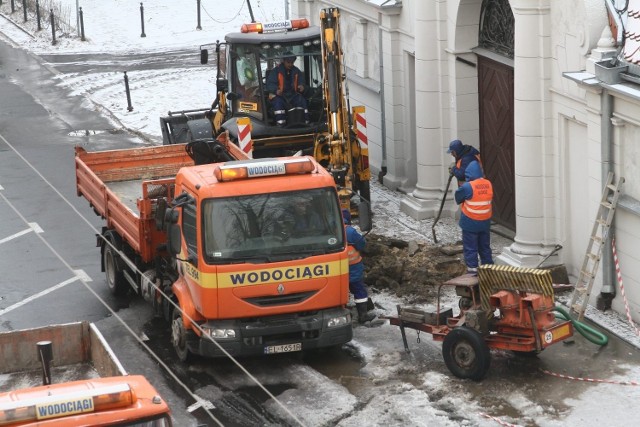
top-left (264, 343), bottom-right (302, 354)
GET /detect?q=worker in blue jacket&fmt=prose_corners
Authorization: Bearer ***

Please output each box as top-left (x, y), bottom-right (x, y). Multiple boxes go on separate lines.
top-left (454, 160), bottom-right (494, 275)
top-left (342, 209), bottom-right (375, 324)
top-left (447, 139), bottom-right (482, 186)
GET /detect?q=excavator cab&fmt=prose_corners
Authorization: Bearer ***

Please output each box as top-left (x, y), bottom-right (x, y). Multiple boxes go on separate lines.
top-left (216, 22), bottom-right (326, 157)
top-left (159, 12), bottom-right (371, 221)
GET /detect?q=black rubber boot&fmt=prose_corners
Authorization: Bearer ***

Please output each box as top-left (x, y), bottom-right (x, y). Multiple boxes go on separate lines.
top-left (356, 302), bottom-right (375, 324)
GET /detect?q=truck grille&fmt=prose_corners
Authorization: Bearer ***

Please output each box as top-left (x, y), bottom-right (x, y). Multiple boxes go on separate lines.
top-left (243, 291), bottom-right (316, 307)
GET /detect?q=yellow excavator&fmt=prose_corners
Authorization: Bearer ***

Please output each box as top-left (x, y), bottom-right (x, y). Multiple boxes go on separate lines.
top-left (159, 7), bottom-right (371, 222)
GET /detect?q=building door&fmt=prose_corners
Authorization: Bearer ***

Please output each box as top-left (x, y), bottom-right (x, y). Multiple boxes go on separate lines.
top-left (476, 0), bottom-right (515, 231)
top-left (477, 55), bottom-right (515, 230)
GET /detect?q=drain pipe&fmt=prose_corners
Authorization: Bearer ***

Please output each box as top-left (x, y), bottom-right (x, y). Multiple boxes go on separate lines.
top-left (597, 89), bottom-right (615, 309)
top-left (377, 20), bottom-right (387, 183)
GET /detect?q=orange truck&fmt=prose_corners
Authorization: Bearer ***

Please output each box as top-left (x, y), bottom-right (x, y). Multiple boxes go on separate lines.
top-left (75, 133), bottom-right (360, 361)
top-left (0, 321), bottom-right (171, 426)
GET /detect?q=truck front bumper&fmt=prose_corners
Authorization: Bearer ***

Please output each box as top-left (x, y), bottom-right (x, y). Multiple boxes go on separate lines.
top-left (194, 307), bottom-right (353, 358)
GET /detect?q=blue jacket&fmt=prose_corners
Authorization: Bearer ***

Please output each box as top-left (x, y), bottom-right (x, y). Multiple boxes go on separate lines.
top-left (454, 161), bottom-right (492, 232)
top-left (346, 225), bottom-right (365, 282)
top-left (451, 144), bottom-right (481, 184)
top-left (266, 62), bottom-right (305, 97)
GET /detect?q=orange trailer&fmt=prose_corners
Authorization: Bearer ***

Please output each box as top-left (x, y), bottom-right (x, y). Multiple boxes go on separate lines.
top-left (387, 265), bottom-right (574, 380)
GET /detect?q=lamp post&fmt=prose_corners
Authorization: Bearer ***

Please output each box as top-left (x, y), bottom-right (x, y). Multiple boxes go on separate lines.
top-left (76, 0), bottom-right (80, 37)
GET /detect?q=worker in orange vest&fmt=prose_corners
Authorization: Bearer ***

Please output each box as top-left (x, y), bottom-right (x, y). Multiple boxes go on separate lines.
top-left (447, 139), bottom-right (482, 187)
top-left (342, 209), bottom-right (375, 324)
top-left (266, 52), bottom-right (309, 126)
top-left (454, 160), bottom-right (494, 275)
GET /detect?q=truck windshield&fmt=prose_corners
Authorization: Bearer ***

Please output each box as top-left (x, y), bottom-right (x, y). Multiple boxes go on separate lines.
top-left (202, 187), bottom-right (344, 263)
top-left (114, 416), bottom-right (172, 426)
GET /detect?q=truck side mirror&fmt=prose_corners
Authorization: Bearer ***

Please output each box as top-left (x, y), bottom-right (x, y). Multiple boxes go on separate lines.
top-left (216, 78), bottom-right (228, 93)
top-left (165, 208), bottom-right (179, 226)
top-left (165, 207), bottom-right (181, 255)
top-left (200, 49), bottom-right (208, 64)
top-left (358, 200), bottom-right (372, 233)
top-left (168, 223), bottom-right (182, 256)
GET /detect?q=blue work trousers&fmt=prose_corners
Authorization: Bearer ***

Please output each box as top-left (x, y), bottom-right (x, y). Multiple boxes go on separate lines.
top-left (349, 278), bottom-right (368, 303)
top-left (271, 93), bottom-right (309, 125)
top-left (462, 229), bottom-right (493, 270)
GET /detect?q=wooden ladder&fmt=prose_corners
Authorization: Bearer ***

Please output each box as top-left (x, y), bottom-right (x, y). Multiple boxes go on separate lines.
top-left (568, 172), bottom-right (624, 321)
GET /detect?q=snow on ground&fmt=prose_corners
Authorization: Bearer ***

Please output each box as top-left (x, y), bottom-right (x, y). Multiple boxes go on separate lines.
top-left (3, 1), bottom-right (640, 426)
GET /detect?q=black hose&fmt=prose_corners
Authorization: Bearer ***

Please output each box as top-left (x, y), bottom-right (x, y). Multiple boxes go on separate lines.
top-left (552, 305), bottom-right (609, 346)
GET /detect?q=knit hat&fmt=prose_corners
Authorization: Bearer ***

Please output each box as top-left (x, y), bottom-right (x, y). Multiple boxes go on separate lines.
top-left (447, 139), bottom-right (463, 154)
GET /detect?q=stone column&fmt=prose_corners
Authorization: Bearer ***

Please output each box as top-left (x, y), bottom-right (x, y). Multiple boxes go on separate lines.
top-left (497, 0), bottom-right (557, 266)
top-left (400, 0), bottom-right (444, 220)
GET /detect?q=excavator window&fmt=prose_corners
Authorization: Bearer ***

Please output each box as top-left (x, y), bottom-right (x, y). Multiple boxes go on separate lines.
top-left (228, 41), bottom-right (324, 126)
top-left (230, 46), bottom-right (263, 119)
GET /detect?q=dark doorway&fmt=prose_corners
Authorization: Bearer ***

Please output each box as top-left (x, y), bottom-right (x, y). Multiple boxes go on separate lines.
top-left (477, 55), bottom-right (515, 230)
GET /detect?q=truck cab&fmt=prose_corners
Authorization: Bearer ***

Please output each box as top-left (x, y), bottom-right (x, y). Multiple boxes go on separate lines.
top-left (166, 156), bottom-right (353, 360)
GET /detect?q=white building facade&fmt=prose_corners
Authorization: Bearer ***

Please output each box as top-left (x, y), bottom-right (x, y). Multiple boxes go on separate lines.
top-left (293, 0), bottom-right (640, 322)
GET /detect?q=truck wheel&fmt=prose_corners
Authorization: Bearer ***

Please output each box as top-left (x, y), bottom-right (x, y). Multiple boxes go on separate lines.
top-left (171, 309), bottom-right (192, 362)
top-left (103, 243), bottom-right (128, 296)
top-left (442, 326), bottom-right (490, 381)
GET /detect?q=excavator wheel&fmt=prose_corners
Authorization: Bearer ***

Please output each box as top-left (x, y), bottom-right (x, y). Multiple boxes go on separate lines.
top-left (442, 326), bottom-right (491, 381)
top-left (171, 308), bottom-right (194, 362)
top-left (102, 232), bottom-right (128, 296)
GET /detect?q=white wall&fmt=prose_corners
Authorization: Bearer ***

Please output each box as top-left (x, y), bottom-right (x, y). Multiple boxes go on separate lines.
top-left (293, 0), bottom-right (640, 323)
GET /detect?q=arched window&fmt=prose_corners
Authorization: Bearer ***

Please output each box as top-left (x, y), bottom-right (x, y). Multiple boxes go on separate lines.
top-left (479, 0), bottom-right (515, 59)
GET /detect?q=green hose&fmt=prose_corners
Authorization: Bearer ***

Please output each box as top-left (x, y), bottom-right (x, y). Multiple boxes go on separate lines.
top-left (552, 305), bottom-right (609, 346)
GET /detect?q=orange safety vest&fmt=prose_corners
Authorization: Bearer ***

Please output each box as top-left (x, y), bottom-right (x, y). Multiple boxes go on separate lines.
top-left (277, 71), bottom-right (299, 93)
top-left (456, 153), bottom-right (482, 170)
top-left (461, 178), bottom-right (493, 220)
top-left (347, 245), bottom-right (362, 265)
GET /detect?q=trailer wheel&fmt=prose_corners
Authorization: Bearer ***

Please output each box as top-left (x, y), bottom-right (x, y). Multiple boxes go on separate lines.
top-left (442, 326), bottom-right (491, 381)
top-left (171, 308), bottom-right (192, 362)
top-left (103, 242), bottom-right (128, 296)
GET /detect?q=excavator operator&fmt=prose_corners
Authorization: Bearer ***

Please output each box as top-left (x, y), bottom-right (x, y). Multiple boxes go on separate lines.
top-left (266, 52), bottom-right (310, 126)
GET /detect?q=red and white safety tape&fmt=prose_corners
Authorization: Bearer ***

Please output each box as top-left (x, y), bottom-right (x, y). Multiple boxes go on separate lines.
top-left (612, 237), bottom-right (640, 336)
top-left (540, 368), bottom-right (640, 386)
top-left (478, 412), bottom-right (522, 427)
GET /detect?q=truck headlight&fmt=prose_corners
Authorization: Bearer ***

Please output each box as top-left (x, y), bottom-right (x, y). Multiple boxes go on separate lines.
top-left (205, 328), bottom-right (236, 339)
top-left (327, 314), bottom-right (350, 328)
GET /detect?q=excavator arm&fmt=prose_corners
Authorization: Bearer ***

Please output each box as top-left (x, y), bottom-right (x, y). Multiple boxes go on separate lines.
top-left (316, 8), bottom-right (371, 219)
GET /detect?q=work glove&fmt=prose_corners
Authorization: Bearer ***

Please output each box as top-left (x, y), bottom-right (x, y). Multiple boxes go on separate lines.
top-left (448, 162), bottom-right (455, 176)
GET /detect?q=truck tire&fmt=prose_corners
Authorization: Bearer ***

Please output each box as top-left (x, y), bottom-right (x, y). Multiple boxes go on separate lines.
top-left (171, 308), bottom-right (193, 362)
top-left (442, 326), bottom-right (491, 381)
top-left (103, 240), bottom-right (128, 296)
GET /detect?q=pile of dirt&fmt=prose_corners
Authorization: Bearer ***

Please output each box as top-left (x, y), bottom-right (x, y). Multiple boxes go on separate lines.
top-left (361, 233), bottom-right (467, 304)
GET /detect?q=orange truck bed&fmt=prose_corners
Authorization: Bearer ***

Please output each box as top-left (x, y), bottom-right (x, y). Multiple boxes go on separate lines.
top-left (75, 144), bottom-right (193, 262)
